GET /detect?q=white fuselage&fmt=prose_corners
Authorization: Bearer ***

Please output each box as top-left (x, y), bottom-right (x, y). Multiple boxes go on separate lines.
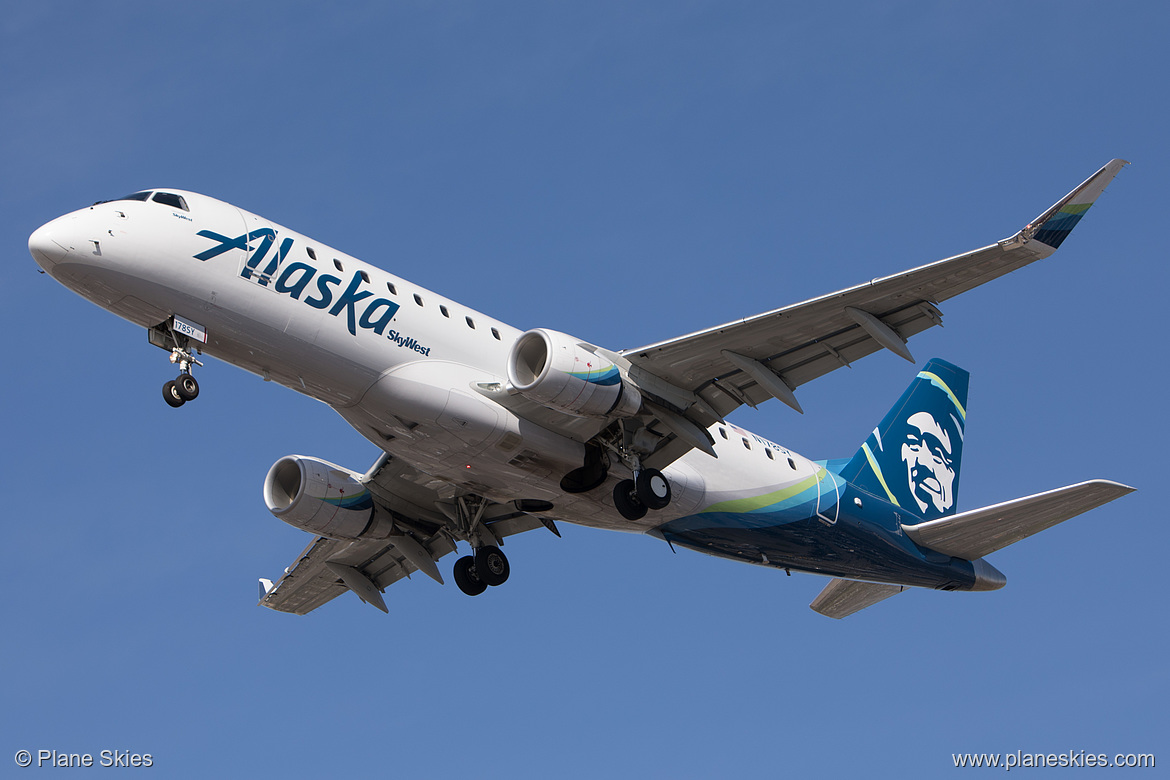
top-left (29, 190), bottom-right (831, 535)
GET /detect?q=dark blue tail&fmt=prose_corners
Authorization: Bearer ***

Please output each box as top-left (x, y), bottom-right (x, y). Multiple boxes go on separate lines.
top-left (839, 359), bottom-right (970, 521)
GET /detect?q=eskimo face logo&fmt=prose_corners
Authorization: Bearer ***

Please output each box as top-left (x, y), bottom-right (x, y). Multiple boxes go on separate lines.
top-left (900, 410), bottom-right (956, 514)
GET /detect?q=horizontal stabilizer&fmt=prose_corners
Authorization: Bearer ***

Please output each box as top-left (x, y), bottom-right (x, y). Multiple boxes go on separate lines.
top-left (902, 479), bottom-right (1134, 560)
top-left (810, 578), bottom-right (906, 619)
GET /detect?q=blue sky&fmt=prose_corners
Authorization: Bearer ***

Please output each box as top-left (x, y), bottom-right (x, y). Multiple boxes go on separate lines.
top-left (2, 2), bottom-right (1165, 777)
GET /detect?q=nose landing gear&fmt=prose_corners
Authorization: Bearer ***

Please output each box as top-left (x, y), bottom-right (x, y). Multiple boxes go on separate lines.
top-left (149, 319), bottom-right (205, 409)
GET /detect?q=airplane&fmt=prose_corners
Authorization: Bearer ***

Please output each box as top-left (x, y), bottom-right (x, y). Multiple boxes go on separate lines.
top-left (28, 159), bottom-right (1134, 619)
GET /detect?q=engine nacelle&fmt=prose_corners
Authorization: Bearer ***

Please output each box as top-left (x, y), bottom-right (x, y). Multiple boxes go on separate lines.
top-left (264, 455), bottom-right (393, 540)
top-left (507, 328), bottom-right (641, 418)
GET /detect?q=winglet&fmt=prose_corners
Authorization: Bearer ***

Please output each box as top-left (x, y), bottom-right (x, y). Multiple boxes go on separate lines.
top-left (1014, 159), bottom-right (1128, 250)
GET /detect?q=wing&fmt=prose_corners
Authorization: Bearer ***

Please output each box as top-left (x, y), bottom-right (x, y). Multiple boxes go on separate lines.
top-left (617, 160), bottom-right (1127, 468)
top-left (258, 453), bottom-right (554, 615)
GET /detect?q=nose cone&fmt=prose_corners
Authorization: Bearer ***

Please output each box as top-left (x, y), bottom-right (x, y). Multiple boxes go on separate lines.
top-left (29, 218), bottom-right (72, 270)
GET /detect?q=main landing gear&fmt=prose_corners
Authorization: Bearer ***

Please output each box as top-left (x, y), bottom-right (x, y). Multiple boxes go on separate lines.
top-left (439, 495), bottom-right (516, 597)
top-left (452, 545), bottom-right (510, 596)
top-left (560, 430), bottom-right (676, 522)
top-left (613, 467), bottom-right (672, 522)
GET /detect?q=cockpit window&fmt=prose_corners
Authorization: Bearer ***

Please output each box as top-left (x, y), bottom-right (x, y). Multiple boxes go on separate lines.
top-left (152, 192), bottom-right (189, 211)
top-left (93, 191), bottom-right (155, 207)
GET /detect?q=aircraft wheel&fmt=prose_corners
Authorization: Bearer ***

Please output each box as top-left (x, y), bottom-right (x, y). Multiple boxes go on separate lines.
top-left (475, 546), bottom-right (510, 587)
top-left (162, 380), bottom-right (185, 408)
top-left (636, 468), bottom-right (671, 510)
top-left (174, 373), bottom-right (200, 401)
top-left (453, 556), bottom-right (487, 596)
top-left (613, 479), bottom-right (648, 521)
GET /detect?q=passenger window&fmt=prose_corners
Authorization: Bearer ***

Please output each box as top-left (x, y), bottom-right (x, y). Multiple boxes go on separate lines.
top-left (466, 317), bottom-right (476, 329)
top-left (333, 259), bottom-right (344, 272)
top-left (414, 294), bottom-right (423, 306)
top-left (718, 428), bottom-right (728, 440)
top-left (440, 305), bottom-right (450, 317)
top-left (152, 192), bottom-right (189, 211)
top-left (386, 282), bottom-right (397, 295)
top-left (765, 449), bottom-right (774, 460)
top-left (491, 327), bottom-right (501, 340)
top-left (742, 438), bottom-right (751, 450)
top-left (360, 270), bottom-right (369, 283)
top-left (788, 457), bottom-right (797, 470)
top-left (306, 247), bottom-right (317, 260)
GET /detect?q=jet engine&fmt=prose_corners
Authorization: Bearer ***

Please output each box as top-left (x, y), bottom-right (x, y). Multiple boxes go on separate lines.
top-left (507, 328), bottom-right (641, 418)
top-left (264, 455), bottom-right (393, 540)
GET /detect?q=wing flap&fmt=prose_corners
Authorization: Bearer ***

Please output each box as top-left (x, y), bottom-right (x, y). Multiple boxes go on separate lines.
top-left (810, 579), bottom-right (906, 619)
top-left (259, 536), bottom-right (363, 615)
top-left (901, 479), bottom-right (1135, 560)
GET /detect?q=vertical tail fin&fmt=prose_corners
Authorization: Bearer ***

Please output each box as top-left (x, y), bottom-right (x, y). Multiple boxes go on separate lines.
top-left (839, 359), bottom-right (969, 521)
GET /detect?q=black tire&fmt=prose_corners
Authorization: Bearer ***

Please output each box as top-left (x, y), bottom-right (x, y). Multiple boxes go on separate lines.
top-left (613, 479), bottom-right (648, 521)
top-left (474, 546), bottom-right (510, 587)
top-left (636, 468), bottom-right (672, 510)
top-left (174, 373), bottom-right (200, 401)
top-left (453, 556), bottom-right (487, 596)
top-left (162, 380), bottom-right (185, 408)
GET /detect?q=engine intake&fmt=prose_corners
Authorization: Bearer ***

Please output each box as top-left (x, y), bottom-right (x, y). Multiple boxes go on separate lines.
top-left (507, 328), bottom-right (641, 418)
top-left (264, 455), bottom-right (393, 540)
